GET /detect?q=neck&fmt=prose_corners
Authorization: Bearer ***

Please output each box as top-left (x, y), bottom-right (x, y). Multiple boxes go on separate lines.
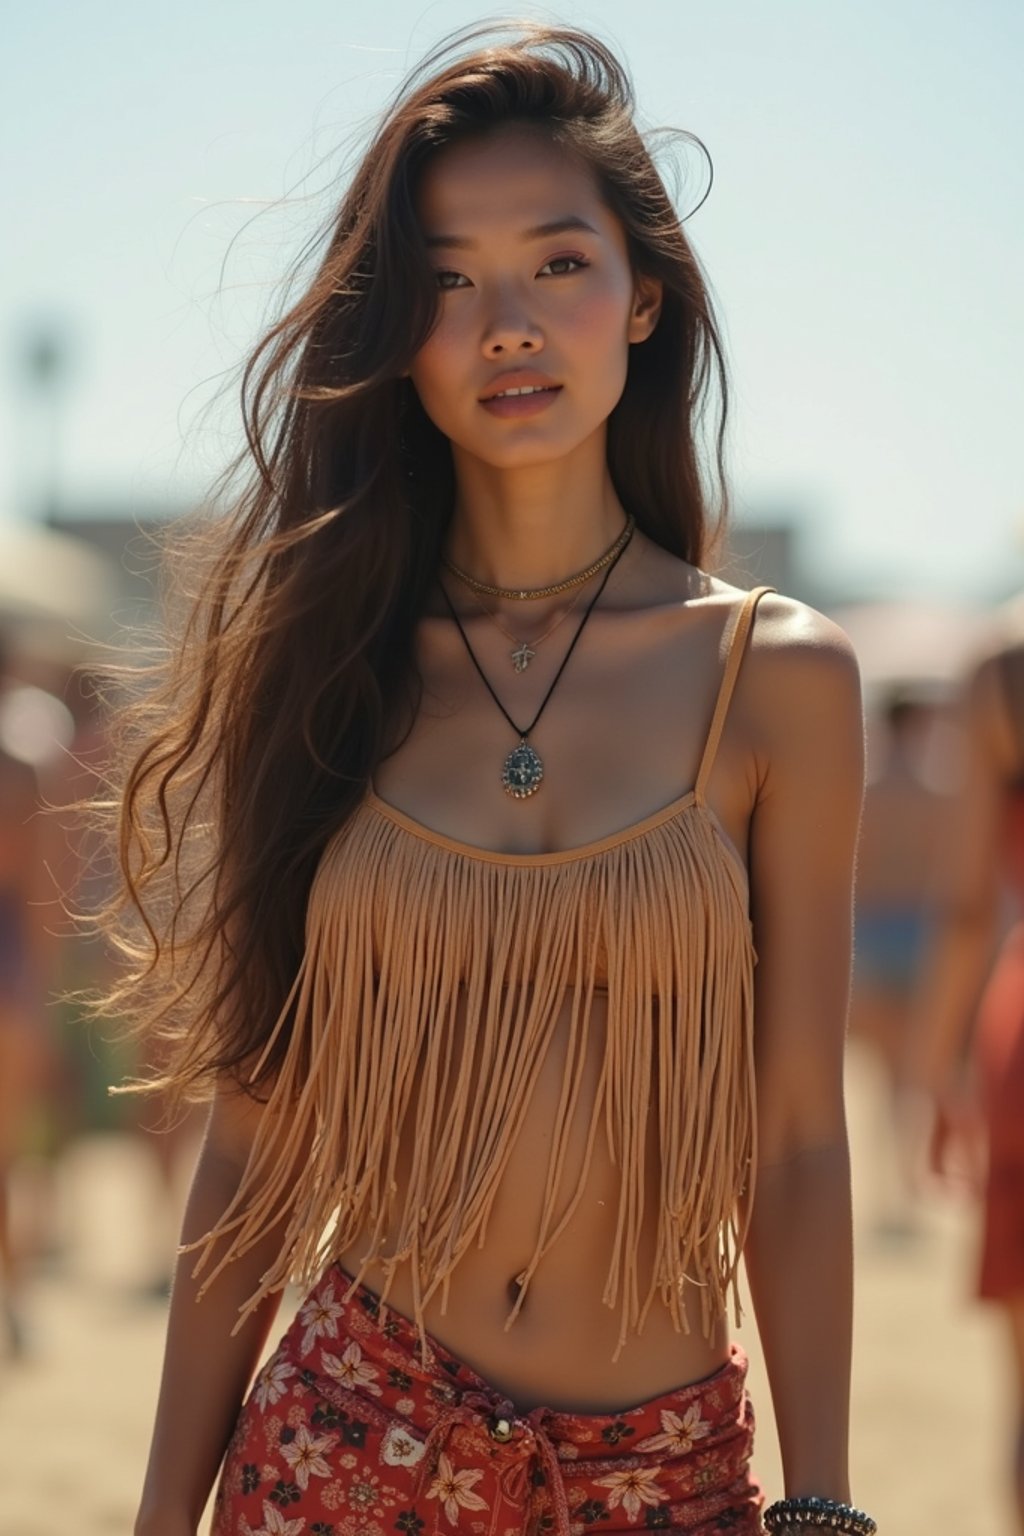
top-left (444, 441), bottom-right (628, 593)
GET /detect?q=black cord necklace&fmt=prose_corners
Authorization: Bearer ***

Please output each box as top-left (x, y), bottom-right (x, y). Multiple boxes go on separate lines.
top-left (438, 528), bottom-right (632, 799)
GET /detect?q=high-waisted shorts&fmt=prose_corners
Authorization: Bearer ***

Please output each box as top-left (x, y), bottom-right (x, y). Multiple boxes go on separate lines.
top-left (213, 1263), bottom-right (762, 1536)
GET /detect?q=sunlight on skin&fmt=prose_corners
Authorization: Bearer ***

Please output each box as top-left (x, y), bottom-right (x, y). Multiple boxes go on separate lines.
top-left (406, 123), bottom-right (661, 591)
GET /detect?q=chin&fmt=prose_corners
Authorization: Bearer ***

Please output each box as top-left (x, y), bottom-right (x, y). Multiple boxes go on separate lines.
top-left (476, 443), bottom-right (571, 471)
top-left (460, 424), bottom-right (602, 472)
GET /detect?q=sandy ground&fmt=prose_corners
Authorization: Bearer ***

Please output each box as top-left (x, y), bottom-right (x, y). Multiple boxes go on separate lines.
top-left (0, 1044), bottom-right (1016, 1536)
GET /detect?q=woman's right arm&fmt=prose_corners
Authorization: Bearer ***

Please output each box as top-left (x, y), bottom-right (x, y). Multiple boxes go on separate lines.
top-left (134, 1079), bottom-right (289, 1536)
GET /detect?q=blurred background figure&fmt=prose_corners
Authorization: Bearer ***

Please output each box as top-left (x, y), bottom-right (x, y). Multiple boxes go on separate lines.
top-left (849, 685), bottom-right (950, 1239)
top-left (836, 599), bottom-right (987, 1240)
top-left (0, 633), bottom-right (72, 1355)
top-left (0, 515), bottom-right (198, 1349)
top-left (916, 590), bottom-right (1024, 1534)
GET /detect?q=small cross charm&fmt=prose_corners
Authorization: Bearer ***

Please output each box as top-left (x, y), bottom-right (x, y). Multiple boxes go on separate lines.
top-left (511, 642), bottom-right (536, 672)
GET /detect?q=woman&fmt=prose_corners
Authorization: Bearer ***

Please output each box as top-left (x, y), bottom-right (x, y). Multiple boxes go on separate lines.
top-left (916, 604), bottom-right (1024, 1532)
top-left (103, 22), bottom-right (869, 1536)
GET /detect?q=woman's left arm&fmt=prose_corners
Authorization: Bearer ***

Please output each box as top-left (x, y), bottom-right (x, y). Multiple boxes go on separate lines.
top-left (740, 601), bottom-right (865, 1500)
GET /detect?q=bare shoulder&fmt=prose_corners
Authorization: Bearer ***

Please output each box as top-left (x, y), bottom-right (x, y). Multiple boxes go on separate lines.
top-left (743, 589), bottom-right (857, 664)
top-left (961, 625), bottom-right (1023, 773)
top-left (727, 590), bottom-right (863, 793)
top-left (743, 589), bottom-right (861, 707)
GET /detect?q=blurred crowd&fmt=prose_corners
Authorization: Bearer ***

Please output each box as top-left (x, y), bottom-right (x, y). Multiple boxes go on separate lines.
top-left (0, 549), bottom-right (200, 1356)
top-left (2, 543), bottom-right (1024, 1522)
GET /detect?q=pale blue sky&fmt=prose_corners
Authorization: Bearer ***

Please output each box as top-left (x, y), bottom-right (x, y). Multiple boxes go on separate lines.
top-left (3, 0), bottom-right (1022, 598)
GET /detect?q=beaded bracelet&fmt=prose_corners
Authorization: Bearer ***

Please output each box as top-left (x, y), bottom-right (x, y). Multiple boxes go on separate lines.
top-left (762, 1496), bottom-right (877, 1535)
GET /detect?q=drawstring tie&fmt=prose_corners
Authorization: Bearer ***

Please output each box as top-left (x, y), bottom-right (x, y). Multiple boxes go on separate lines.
top-left (415, 1388), bottom-right (572, 1536)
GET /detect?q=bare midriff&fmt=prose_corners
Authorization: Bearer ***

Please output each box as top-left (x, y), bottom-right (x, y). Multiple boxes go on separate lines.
top-left (333, 988), bottom-right (731, 1415)
top-left (190, 578), bottom-right (764, 1410)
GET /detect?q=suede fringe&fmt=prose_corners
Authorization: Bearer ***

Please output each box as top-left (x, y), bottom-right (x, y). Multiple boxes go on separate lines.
top-left (185, 587), bottom-right (771, 1364)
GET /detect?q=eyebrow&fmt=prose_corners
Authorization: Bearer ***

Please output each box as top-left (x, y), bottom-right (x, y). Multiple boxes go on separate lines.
top-left (423, 215), bottom-right (600, 252)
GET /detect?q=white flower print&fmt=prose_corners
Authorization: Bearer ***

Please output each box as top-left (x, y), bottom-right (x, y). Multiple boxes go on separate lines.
top-left (635, 1402), bottom-right (711, 1456)
top-left (320, 1339), bottom-right (383, 1396)
top-left (592, 1466), bottom-right (667, 1520)
top-left (298, 1282), bottom-right (346, 1356)
top-left (240, 1499), bottom-right (306, 1536)
top-left (279, 1422), bottom-right (337, 1490)
top-left (380, 1422), bottom-right (426, 1467)
top-left (425, 1451), bottom-right (489, 1524)
top-left (254, 1357), bottom-right (297, 1412)
top-left (344, 1470), bottom-right (394, 1517)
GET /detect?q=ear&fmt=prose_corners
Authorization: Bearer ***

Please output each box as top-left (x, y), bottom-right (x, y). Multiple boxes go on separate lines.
top-left (628, 273), bottom-right (663, 344)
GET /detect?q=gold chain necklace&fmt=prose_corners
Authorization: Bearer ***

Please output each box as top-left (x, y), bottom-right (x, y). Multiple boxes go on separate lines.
top-left (467, 583), bottom-right (587, 671)
top-left (438, 530), bottom-right (630, 798)
top-left (441, 514), bottom-right (635, 601)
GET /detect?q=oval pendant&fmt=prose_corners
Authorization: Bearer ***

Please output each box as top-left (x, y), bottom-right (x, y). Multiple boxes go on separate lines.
top-left (502, 739), bottom-right (544, 799)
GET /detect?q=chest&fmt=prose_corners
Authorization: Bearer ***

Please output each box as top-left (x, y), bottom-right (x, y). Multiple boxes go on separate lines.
top-left (375, 606), bottom-right (729, 858)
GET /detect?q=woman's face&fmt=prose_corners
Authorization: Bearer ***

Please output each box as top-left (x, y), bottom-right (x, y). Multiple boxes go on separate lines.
top-left (407, 124), bottom-right (662, 470)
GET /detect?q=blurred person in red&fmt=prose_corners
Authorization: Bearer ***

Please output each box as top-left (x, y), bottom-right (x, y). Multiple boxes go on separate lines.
top-left (849, 686), bottom-right (949, 1238)
top-left (0, 635), bottom-right (66, 1355)
top-left (916, 600), bottom-right (1024, 1531)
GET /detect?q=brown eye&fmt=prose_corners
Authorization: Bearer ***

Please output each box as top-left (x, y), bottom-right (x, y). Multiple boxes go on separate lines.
top-left (539, 255), bottom-right (588, 276)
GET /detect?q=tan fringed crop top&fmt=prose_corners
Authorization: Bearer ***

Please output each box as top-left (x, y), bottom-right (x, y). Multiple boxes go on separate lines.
top-left (189, 585), bottom-right (774, 1363)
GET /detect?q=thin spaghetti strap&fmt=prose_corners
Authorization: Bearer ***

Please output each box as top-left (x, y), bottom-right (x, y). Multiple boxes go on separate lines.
top-left (694, 585), bottom-right (776, 804)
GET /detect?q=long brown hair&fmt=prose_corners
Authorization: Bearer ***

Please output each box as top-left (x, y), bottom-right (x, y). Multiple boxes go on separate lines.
top-left (90, 18), bottom-right (731, 1106)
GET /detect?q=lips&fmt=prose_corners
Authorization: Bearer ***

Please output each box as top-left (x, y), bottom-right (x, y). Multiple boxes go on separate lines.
top-left (491, 385), bottom-right (557, 396)
top-left (479, 387), bottom-right (563, 418)
top-left (479, 370), bottom-right (561, 402)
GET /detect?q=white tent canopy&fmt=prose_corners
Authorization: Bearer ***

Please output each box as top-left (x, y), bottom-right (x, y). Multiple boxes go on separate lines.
top-left (0, 520), bottom-right (120, 662)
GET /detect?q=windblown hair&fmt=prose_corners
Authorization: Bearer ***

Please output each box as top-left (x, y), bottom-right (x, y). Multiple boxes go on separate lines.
top-left (91, 18), bottom-right (731, 1106)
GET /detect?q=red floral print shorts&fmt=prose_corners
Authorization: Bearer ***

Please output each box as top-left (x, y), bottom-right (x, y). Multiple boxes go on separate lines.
top-left (213, 1263), bottom-right (762, 1536)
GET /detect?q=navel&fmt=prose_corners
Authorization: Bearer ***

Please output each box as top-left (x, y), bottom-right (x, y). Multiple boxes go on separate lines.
top-left (507, 1269), bottom-right (528, 1308)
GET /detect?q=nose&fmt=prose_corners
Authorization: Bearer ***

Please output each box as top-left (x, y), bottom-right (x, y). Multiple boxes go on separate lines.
top-left (481, 286), bottom-right (544, 357)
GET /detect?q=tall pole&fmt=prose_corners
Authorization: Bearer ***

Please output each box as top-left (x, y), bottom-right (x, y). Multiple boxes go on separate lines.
top-left (23, 327), bottom-right (68, 527)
